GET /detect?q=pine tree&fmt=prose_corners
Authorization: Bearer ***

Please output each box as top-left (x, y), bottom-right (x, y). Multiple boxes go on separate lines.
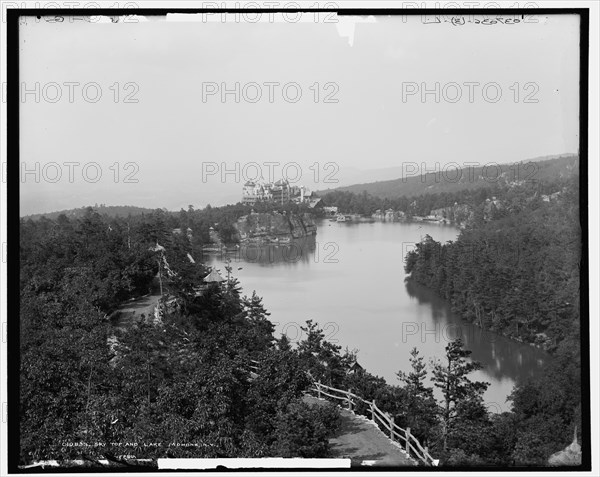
top-left (431, 339), bottom-right (489, 453)
top-left (397, 347), bottom-right (438, 444)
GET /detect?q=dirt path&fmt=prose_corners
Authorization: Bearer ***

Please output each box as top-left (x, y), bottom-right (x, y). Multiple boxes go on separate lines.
top-left (107, 281), bottom-right (163, 360)
top-left (112, 292), bottom-right (162, 328)
top-left (111, 277), bottom-right (163, 329)
top-left (303, 396), bottom-right (417, 467)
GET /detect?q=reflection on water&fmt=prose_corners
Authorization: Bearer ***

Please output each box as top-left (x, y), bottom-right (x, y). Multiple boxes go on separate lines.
top-left (220, 235), bottom-right (318, 267)
top-left (207, 219), bottom-right (548, 411)
top-left (404, 280), bottom-right (548, 402)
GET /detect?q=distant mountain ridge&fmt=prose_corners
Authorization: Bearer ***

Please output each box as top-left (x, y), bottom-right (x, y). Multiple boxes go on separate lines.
top-left (22, 205), bottom-right (159, 221)
top-left (21, 155), bottom-right (579, 220)
top-left (317, 154), bottom-right (578, 199)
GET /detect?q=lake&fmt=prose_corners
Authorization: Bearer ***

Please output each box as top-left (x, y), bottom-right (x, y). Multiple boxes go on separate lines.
top-left (206, 219), bottom-right (548, 411)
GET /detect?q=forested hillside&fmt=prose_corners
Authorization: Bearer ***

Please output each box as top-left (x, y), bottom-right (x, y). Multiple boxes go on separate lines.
top-left (22, 204), bottom-right (158, 221)
top-left (404, 175), bottom-right (580, 350)
top-left (22, 201), bottom-right (317, 245)
top-left (402, 171), bottom-right (582, 465)
top-left (19, 208), bottom-right (344, 465)
top-left (319, 154), bottom-right (577, 201)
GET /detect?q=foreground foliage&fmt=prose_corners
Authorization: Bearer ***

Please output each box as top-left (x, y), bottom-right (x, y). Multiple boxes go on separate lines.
top-left (19, 209), bottom-right (335, 464)
top-left (19, 183), bottom-right (583, 467)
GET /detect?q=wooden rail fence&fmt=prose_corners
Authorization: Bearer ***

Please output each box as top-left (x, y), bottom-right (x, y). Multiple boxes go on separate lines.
top-left (248, 359), bottom-right (260, 373)
top-left (246, 361), bottom-right (437, 466)
top-left (308, 380), bottom-right (438, 466)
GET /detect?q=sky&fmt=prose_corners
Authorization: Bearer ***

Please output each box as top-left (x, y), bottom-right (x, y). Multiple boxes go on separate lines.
top-left (18, 12), bottom-right (580, 215)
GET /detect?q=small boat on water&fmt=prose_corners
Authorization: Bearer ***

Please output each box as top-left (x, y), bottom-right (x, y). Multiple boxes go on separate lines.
top-left (279, 236), bottom-right (291, 244)
top-left (336, 214), bottom-right (347, 222)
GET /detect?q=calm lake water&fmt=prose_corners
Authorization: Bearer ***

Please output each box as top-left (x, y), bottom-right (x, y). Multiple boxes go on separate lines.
top-left (207, 219), bottom-right (548, 411)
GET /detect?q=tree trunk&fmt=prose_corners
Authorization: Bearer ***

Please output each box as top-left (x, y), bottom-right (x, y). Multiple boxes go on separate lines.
top-left (85, 364), bottom-right (93, 436)
top-left (443, 355), bottom-right (451, 453)
top-left (146, 349), bottom-right (151, 405)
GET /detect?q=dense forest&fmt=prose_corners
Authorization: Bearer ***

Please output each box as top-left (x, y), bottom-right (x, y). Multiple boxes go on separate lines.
top-left (19, 208), bottom-right (342, 465)
top-left (403, 173), bottom-right (580, 349)
top-left (18, 191), bottom-right (583, 467)
top-left (22, 201), bottom-right (319, 245)
top-left (402, 171), bottom-right (582, 464)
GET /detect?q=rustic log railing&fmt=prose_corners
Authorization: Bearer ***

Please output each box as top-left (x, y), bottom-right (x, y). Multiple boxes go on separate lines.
top-left (308, 380), bottom-right (438, 466)
top-left (248, 359), bottom-right (260, 373)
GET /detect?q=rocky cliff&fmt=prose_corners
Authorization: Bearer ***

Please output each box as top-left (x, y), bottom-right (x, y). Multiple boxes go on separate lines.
top-left (234, 212), bottom-right (317, 243)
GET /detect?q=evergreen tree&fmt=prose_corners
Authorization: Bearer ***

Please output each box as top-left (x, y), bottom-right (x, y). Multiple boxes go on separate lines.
top-left (397, 347), bottom-right (438, 444)
top-left (430, 339), bottom-right (489, 454)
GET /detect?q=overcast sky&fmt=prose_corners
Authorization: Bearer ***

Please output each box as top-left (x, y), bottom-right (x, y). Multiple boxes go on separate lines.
top-left (19, 13), bottom-right (580, 216)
